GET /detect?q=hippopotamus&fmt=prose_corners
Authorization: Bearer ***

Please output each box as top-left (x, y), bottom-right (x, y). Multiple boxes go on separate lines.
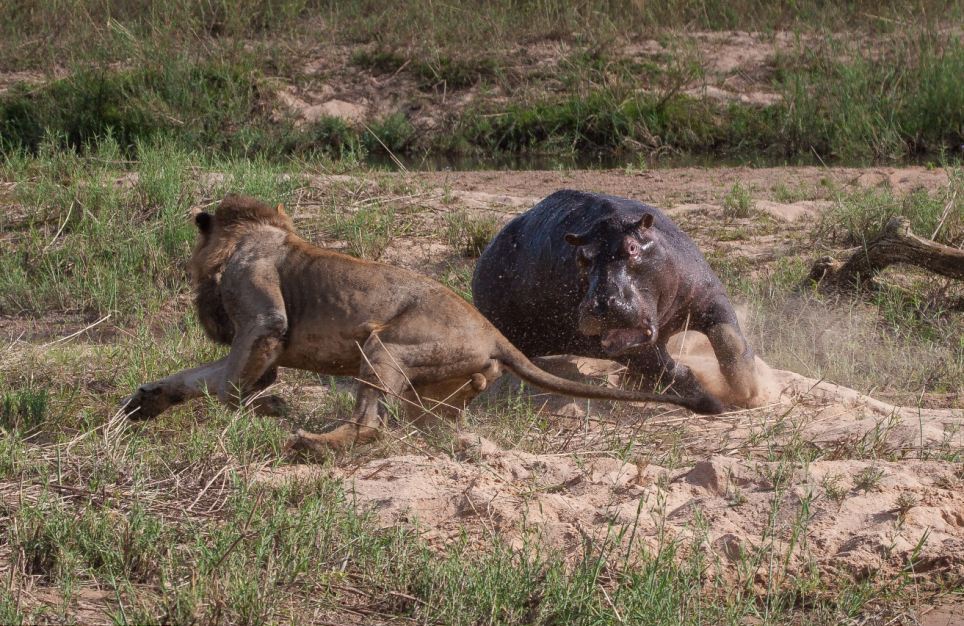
top-left (471, 189), bottom-right (758, 408)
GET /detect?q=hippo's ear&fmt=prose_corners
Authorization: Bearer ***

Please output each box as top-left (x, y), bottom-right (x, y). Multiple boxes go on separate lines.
top-left (632, 213), bottom-right (654, 230)
top-left (565, 232), bottom-right (587, 246)
top-left (195, 212), bottom-right (213, 233)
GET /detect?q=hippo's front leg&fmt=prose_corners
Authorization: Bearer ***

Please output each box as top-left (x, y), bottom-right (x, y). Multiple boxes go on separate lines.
top-left (624, 344), bottom-right (708, 399)
top-left (705, 322), bottom-right (759, 406)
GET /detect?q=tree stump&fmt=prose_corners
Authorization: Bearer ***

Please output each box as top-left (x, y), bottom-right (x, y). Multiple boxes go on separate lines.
top-left (807, 216), bottom-right (964, 289)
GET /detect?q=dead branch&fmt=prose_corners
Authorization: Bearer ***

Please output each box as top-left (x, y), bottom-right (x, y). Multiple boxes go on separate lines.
top-left (807, 216), bottom-right (964, 289)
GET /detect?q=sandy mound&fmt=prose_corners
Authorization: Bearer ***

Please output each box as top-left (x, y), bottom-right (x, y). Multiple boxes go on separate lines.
top-left (258, 333), bottom-right (963, 583)
top-left (262, 433), bottom-right (963, 583)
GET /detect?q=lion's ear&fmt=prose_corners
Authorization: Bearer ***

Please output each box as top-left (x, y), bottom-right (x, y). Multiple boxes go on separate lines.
top-left (195, 212), bottom-right (213, 233)
top-left (276, 203), bottom-right (286, 216)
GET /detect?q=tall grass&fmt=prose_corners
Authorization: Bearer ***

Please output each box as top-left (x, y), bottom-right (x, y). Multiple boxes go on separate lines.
top-left (0, 2), bottom-right (961, 165)
top-left (6, 0), bottom-right (953, 71)
top-left (779, 32), bottom-right (964, 161)
top-left (0, 138), bottom-right (301, 318)
top-left (817, 171), bottom-right (963, 246)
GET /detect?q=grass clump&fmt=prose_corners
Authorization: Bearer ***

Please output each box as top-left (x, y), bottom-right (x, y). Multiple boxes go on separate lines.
top-left (0, 57), bottom-right (265, 157)
top-left (363, 113), bottom-right (415, 156)
top-left (854, 466), bottom-right (885, 492)
top-left (778, 33), bottom-right (964, 162)
top-left (0, 55), bottom-right (408, 163)
top-left (460, 91), bottom-right (728, 155)
top-left (0, 388), bottom-right (48, 433)
top-left (295, 116), bottom-right (365, 159)
top-left (722, 182), bottom-right (754, 219)
top-left (352, 47), bottom-right (498, 89)
top-left (350, 47), bottom-right (408, 74)
top-left (444, 210), bottom-right (499, 257)
top-left (0, 138), bottom-right (301, 318)
top-left (10, 496), bottom-right (169, 585)
top-left (456, 33), bottom-right (963, 163)
top-left (330, 204), bottom-right (396, 259)
top-left (413, 54), bottom-right (499, 90)
top-left (0, 138), bottom-right (196, 317)
top-left (818, 173), bottom-right (963, 246)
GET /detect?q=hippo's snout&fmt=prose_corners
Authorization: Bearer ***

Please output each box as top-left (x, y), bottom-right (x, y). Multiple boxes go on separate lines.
top-left (598, 324), bottom-right (658, 356)
top-left (578, 290), bottom-right (657, 355)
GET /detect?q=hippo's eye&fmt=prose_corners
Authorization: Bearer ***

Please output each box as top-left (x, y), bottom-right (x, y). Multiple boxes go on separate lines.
top-left (633, 240), bottom-right (655, 255)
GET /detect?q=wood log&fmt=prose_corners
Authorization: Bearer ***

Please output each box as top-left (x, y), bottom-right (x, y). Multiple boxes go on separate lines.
top-left (807, 216), bottom-right (964, 289)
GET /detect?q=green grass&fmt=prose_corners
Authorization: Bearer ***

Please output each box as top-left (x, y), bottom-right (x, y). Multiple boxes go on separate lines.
top-left (722, 182), bottom-right (754, 219)
top-left (0, 57), bottom-right (263, 157)
top-left (777, 32), bottom-right (964, 162)
top-left (454, 32), bottom-right (963, 162)
top-left (818, 172), bottom-right (963, 246)
top-left (0, 4), bottom-right (961, 165)
top-left (329, 203), bottom-right (397, 259)
top-left (2, 1), bottom-right (960, 75)
top-left (444, 210), bottom-right (499, 257)
top-left (0, 138), bottom-right (302, 318)
top-left (353, 47), bottom-right (500, 90)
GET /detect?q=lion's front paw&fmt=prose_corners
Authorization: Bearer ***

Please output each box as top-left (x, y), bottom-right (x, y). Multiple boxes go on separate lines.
top-left (121, 383), bottom-right (172, 420)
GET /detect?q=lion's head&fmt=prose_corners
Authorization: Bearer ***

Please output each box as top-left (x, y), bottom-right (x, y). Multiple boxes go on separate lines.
top-left (190, 194), bottom-right (294, 345)
top-left (190, 194), bottom-right (293, 284)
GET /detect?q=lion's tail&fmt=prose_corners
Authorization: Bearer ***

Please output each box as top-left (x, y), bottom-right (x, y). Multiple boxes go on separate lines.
top-left (494, 338), bottom-right (722, 415)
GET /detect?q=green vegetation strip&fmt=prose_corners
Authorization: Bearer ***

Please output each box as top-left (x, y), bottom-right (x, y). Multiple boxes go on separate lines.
top-left (0, 5), bottom-right (960, 164)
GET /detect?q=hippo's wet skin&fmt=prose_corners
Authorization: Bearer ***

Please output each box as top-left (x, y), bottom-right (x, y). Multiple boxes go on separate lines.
top-left (472, 189), bottom-right (758, 408)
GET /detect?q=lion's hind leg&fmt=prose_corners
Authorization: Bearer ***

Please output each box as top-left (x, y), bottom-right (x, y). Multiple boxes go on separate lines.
top-left (286, 336), bottom-right (410, 455)
top-left (407, 361), bottom-right (501, 425)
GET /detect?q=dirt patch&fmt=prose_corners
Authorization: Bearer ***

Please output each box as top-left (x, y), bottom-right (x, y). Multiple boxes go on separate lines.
top-left (268, 30), bottom-right (817, 137)
top-left (259, 336), bottom-right (963, 584)
top-left (414, 166), bottom-right (949, 207)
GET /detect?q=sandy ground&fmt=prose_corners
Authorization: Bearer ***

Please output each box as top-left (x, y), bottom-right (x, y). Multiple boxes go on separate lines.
top-left (273, 31), bottom-right (824, 133)
top-left (252, 165), bottom-right (964, 589)
top-left (262, 343), bottom-right (964, 586)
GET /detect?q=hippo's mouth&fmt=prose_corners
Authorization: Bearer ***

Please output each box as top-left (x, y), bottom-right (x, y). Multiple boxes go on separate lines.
top-left (599, 327), bottom-right (656, 356)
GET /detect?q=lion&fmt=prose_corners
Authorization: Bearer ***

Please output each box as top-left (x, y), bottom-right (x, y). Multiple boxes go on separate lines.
top-left (122, 194), bottom-right (722, 455)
